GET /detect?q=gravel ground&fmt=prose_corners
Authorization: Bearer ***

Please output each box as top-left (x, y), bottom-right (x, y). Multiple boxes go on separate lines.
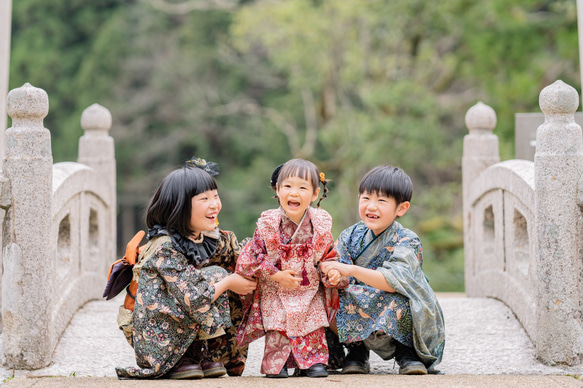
top-left (1, 293), bottom-right (582, 381)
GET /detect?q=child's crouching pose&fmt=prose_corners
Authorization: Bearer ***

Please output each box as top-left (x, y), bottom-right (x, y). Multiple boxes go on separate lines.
top-left (236, 159), bottom-right (348, 378)
top-left (116, 159), bottom-right (256, 380)
top-left (321, 165), bottom-right (445, 375)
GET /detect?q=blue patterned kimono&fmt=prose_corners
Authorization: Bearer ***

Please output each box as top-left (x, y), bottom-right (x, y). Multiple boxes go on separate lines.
top-left (336, 221), bottom-right (445, 372)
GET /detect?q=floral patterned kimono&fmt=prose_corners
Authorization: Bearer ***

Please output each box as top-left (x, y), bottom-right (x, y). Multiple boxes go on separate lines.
top-left (116, 228), bottom-right (247, 379)
top-left (336, 220), bottom-right (445, 372)
top-left (236, 207), bottom-right (346, 374)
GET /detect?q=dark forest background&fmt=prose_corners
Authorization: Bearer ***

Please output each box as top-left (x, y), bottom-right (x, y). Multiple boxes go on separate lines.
top-left (8, 0), bottom-right (581, 291)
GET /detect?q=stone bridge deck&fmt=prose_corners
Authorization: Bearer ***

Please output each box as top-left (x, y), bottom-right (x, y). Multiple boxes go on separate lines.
top-left (1, 294), bottom-right (582, 387)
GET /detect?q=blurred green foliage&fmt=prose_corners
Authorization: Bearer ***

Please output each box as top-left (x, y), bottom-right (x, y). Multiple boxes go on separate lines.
top-left (8, 0), bottom-right (580, 292)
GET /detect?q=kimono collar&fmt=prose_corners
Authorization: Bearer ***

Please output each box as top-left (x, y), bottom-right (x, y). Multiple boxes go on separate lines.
top-left (147, 224), bottom-right (218, 268)
top-left (354, 221), bottom-right (398, 263)
top-left (279, 206), bottom-right (311, 244)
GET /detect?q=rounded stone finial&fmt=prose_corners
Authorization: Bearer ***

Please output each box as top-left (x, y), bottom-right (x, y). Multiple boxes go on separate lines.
top-left (81, 103), bottom-right (112, 133)
top-left (465, 101), bottom-right (497, 133)
top-left (6, 83), bottom-right (49, 123)
top-left (539, 80), bottom-right (579, 116)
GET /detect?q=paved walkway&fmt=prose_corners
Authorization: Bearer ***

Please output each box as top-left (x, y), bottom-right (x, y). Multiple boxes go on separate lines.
top-left (1, 293), bottom-right (582, 387)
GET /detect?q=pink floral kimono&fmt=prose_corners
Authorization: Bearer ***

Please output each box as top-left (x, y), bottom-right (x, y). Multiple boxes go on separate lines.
top-left (235, 207), bottom-right (347, 374)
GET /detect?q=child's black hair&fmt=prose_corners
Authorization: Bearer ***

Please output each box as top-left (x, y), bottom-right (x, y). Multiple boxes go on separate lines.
top-left (271, 158), bottom-right (329, 208)
top-left (359, 165), bottom-right (412, 205)
top-left (146, 166), bottom-right (218, 237)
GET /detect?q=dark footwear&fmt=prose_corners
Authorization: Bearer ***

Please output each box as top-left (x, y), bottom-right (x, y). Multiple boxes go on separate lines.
top-left (325, 327), bottom-right (345, 370)
top-left (187, 339), bottom-right (227, 378)
top-left (306, 363), bottom-right (328, 378)
top-left (395, 343), bottom-right (427, 375)
top-left (200, 359), bottom-right (227, 378)
top-left (225, 360), bottom-right (246, 376)
top-left (167, 356), bottom-right (204, 379)
top-left (341, 341), bottom-right (370, 374)
top-left (266, 365), bottom-right (288, 378)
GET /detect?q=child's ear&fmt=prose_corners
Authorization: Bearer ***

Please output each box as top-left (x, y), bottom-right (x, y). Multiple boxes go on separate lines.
top-left (396, 201), bottom-right (410, 217)
top-left (311, 187), bottom-right (321, 202)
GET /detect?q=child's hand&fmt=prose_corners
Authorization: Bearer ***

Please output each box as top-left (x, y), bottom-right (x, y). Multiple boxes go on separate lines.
top-left (327, 268), bottom-right (341, 286)
top-left (226, 274), bottom-right (257, 295)
top-left (320, 261), bottom-right (351, 277)
top-left (270, 269), bottom-right (302, 289)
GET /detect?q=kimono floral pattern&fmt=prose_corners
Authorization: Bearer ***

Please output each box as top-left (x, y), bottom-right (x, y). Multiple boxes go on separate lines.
top-left (116, 230), bottom-right (246, 379)
top-left (236, 207), bottom-right (345, 372)
top-left (261, 329), bottom-right (329, 374)
top-left (336, 221), bottom-right (446, 372)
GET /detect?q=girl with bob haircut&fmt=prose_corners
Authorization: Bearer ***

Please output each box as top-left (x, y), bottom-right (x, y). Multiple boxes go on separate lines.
top-left (116, 158), bottom-right (256, 380)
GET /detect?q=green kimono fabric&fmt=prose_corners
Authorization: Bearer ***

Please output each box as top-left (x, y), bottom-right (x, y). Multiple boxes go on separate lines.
top-left (116, 236), bottom-right (231, 379)
top-left (336, 221), bottom-right (445, 372)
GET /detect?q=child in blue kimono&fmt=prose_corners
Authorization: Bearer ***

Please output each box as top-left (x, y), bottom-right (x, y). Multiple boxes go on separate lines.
top-left (320, 165), bottom-right (445, 375)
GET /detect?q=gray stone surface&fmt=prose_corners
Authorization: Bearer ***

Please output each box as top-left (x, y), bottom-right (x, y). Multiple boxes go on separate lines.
top-left (462, 81), bottom-right (583, 367)
top-left (1, 293), bottom-right (581, 383)
top-left (1, 83), bottom-right (117, 370)
top-left (534, 80), bottom-right (583, 365)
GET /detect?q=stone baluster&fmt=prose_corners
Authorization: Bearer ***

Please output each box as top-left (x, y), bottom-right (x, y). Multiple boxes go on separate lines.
top-left (78, 103), bottom-right (116, 264)
top-left (2, 83), bottom-right (54, 368)
top-left (535, 80), bottom-right (583, 365)
top-left (462, 102), bottom-right (499, 295)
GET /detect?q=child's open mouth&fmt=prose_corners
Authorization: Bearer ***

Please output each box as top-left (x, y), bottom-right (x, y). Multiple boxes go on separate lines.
top-left (366, 214), bottom-right (379, 219)
top-left (288, 201), bottom-right (301, 209)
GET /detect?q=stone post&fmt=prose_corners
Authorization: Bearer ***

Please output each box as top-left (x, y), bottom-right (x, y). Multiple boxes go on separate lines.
top-left (78, 103), bottom-right (116, 266)
top-left (462, 102), bottom-right (499, 296)
top-left (2, 83), bottom-right (54, 368)
top-left (534, 80), bottom-right (583, 365)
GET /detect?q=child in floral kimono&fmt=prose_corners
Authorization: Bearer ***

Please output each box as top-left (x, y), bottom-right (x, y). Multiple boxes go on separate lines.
top-left (236, 159), bottom-right (348, 378)
top-left (116, 158), bottom-right (257, 380)
top-left (320, 165), bottom-right (445, 375)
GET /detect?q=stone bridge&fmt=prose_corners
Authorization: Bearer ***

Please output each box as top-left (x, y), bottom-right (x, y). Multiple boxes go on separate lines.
top-left (1, 79), bottom-right (583, 371)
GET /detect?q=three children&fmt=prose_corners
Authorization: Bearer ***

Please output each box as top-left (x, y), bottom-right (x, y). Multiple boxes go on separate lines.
top-left (117, 158), bottom-right (445, 379)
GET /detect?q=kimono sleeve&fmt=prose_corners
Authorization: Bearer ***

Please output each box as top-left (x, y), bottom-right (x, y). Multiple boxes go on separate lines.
top-left (235, 228), bottom-right (278, 279)
top-left (150, 243), bottom-right (226, 319)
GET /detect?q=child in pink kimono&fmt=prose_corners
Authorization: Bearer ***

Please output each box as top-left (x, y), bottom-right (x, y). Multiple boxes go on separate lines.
top-left (235, 159), bottom-right (347, 378)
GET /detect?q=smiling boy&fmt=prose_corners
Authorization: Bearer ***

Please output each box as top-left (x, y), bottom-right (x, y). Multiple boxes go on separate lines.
top-left (320, 165), bottom-right (445, 375)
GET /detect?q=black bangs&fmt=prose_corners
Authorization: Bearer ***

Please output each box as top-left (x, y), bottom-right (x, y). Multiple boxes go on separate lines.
top-left (183, 167), bottom-right (218, 198)
top-left (146, 166), bottom-right (218, 238)
top-left (277, 159), bottom-right (319, 192)
top-left (359, 165), bottom-right (413, 204)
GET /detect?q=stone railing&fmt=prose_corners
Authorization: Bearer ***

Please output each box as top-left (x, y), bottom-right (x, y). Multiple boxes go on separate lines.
top-left (463, 80), bottom-right (583, 366)
top-left (1, 83), bottom-right (116, 369)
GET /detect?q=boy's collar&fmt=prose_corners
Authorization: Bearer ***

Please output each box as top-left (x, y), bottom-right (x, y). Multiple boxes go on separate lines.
top-left (367, 221), bottom-right (397, 238)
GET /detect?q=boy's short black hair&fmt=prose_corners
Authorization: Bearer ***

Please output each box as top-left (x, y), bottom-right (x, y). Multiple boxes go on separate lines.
top-left (146, 166), bottom-right (218, 237)
top-left (358, 165), bottom-right (413, 204)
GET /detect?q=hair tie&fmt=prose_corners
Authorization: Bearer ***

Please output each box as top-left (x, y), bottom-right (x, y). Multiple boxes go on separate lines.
top-left (316, 171), bottom-right (330, 208)
top-left (270, 164), bottom-right (284, 189)
top-left (185, 156), bottom-right (220, 176)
